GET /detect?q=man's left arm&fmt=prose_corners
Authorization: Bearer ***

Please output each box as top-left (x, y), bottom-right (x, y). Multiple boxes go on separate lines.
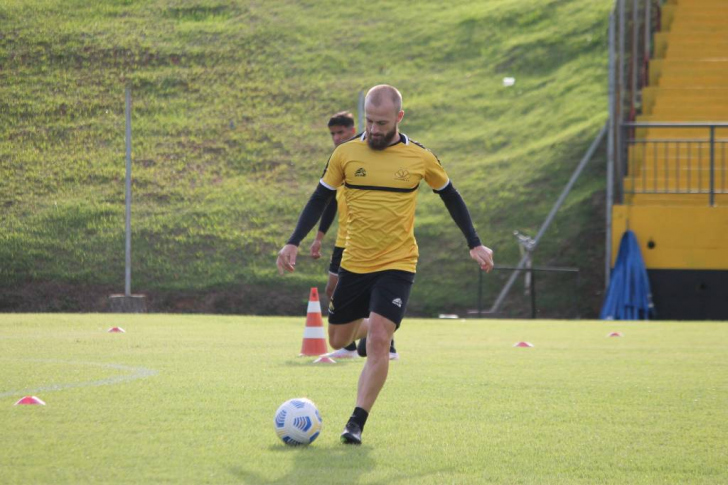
top-left (435, 181), bottom-right (494, 272)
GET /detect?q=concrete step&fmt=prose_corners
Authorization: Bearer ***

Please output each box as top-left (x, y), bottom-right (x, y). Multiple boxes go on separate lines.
top-left (655, 77), bottom-right (728, 88)
top-left (649, 109), bottom-right (728, 118)
top-left (625, 193), bottom-right (728, 207)
top-left (667, 23), bottom-right (728, 34)
top-left (650, 105), bottom-right (728, 113)
top-left (632, 130), bottom-right (728, 139)
top-left (623, 177), bottom-right (727, 191)
top-left (663, 50), bottom-right (728, 61)
top-left (668, 0), bottom-right (728, 4)
top-left (636, 114), bottom-right (728, 123)
top-left (659, 65), bottom-right (728, 74)
top-left (642, 93), bottom-right (728, 111)
top-left (634, 171), bottom-right (728, 183)
top-left (655, 32), bottom-right (728, 43)
top-left (653, 63), bottom-right (728, 78)
top-left (650, 87), bottom-right (728, 98)
top-left (628, 147), bottom-right (728, 159)
top-left (670, 14), bottom-right (728, 22)
top-left (654, 36), bottom-right (728, 57)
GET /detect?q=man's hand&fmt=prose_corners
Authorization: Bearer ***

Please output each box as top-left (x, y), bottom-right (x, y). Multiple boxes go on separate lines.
top-left (277, 244), bottom-right (299, 274)
top-left (470, 245), bottom-right (494, 272)
top-left (309, 232), bottom-right (325, 259)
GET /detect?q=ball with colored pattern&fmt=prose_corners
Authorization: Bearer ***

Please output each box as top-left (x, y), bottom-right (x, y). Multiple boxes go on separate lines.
top-left (273, 398), bottom-right (323, 446)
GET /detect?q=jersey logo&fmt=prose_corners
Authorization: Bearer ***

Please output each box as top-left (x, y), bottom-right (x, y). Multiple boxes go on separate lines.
top-left (392, 298), bottom-right (403, 308)
top-left (394, 169), bottom-right (410, 182)
top-left (355, 168), bottom-right (367, 177)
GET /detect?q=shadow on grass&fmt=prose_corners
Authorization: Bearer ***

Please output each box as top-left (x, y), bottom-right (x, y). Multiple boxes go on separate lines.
top-left (229, 443), bottom-right (375, 484)
top-left (230, 442), bottom-right (457, 484)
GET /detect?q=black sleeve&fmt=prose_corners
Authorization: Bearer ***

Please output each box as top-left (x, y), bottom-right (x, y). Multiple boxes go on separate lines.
top-left (286, 183), bottom-right (337, 246)
top-left (317, 195), bottom-right (338, 234)
top-left (435, 182), bottom-right (482, 249)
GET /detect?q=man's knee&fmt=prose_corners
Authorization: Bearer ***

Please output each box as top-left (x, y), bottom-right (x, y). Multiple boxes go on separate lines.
top-left (367, 315), bottom-right (395, 357)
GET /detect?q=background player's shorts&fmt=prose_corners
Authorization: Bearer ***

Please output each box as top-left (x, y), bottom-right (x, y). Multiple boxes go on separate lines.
top-left (328, 246), bottom-right (345, 275)
top-left (328, 268), bottom-right (415, 328)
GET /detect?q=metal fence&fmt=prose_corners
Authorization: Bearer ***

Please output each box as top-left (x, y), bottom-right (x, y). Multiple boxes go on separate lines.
top-left (623, 122), bottom-right (728, 205)
top-left (475, 266), bottom-right (581, 319)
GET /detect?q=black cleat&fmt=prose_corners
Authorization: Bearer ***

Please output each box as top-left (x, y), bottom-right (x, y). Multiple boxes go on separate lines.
top-left (340, 422), bottom-right (363, 445)
top-left (357, 338), bottom-right (367, 357)
top-left (389, 339), bottom-right (399, 361)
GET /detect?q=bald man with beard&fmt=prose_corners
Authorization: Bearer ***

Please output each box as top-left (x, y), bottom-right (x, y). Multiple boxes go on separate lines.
top-left (312, 111), bottom-right (400, 361)
top-left (277, 84), bottom-right (494, 445)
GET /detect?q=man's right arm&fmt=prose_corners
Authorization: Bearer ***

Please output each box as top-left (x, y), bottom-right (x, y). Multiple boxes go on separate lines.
top-left (278, 183), bottom-right (337, 273)
top-left (310, 196), bottom-right (338, 259)
top-left (287, 183), bottom-right (337, 246)
top-left (317, 196), bottom-right (338, 235)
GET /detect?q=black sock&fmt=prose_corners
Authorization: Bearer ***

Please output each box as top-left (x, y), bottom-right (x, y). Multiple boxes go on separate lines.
top-left (344, 342), bottom-right (357, 351)
top-left (389, 339), bottom-right (396, 353)
top-left (348, 407), bottom-right (369, 430)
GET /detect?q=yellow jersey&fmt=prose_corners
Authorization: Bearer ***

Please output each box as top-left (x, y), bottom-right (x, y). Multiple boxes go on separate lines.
top-left (321, 133), bottom-right (449, 273)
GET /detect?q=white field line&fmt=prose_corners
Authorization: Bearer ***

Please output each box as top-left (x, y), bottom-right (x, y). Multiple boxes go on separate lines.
top-left (0, 359), bottom-right (158, 398)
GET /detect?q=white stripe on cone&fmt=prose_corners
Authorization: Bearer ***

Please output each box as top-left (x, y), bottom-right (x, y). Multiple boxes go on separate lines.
top-left (307, 301), bottom-right (321, 314)
top-left (303, 326), bottom-right (326, 339)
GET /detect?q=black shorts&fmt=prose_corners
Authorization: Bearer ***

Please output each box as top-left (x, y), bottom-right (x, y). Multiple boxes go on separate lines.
top-left (328, 268), bottom-right (415, 328)
top-left (328, 246), bottom-right (345, 275)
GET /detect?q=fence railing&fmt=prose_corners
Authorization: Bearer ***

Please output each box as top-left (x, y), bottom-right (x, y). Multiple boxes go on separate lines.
top-left (475, 265), bottom-right (581, 319)
top-left (622, 122), bottom-right (728, 206)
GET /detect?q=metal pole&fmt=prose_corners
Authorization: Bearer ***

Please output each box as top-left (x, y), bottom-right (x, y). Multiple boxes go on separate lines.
top-left (357, 90), bottom-right (365, 133)
top-left (710, 125), bottom-right (715, 206)
top-left (529, 270), bottom-right (536, 319)
top-left (575, 271), bottom-right (581, 320)
top-left (631, 0), bottom-right (639, 112)
top-left (477, 269), bottom-right (483, 317)
top-left (617, 0), bottom-right (627, 200)
top-left (606, 13), bottom-right (616, 289)
top-left (645, 0), bottom-right (651, 62)
top-left (125, 86), bottom-right (132, 297)
top-left (488, 125), bottom-right (607, 313)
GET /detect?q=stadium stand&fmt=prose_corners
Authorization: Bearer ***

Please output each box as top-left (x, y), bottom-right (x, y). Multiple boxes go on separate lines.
top-left (611, 0), bottom-right (728, 319)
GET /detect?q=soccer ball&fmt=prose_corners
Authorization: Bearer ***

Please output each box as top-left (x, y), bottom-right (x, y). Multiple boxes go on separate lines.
top-left (273, 398), bottom-right (323, 446)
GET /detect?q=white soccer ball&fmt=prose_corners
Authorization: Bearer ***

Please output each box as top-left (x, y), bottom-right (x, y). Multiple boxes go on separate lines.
top-left (273, 398), bottom-right (323, 446)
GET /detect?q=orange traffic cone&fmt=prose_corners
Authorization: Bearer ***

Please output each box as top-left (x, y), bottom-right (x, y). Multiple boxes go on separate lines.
top-left (299, 288), bottom-right (329, 356)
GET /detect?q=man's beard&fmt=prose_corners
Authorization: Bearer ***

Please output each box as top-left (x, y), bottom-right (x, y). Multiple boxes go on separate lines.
top-left (367, 127), bottom-right (397, 150)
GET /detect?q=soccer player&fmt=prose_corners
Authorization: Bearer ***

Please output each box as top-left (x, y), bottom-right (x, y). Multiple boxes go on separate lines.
top-left (310, 111), bottom-right (399, 360)
top-left (277, 85), bottom-right (493, 445)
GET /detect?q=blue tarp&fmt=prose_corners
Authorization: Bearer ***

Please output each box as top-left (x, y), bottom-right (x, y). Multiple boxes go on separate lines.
top-left (600, 230), bottom-right (655, 320)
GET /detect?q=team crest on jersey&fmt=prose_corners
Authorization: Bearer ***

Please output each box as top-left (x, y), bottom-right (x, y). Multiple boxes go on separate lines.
top-left (394, 169), bottom-right (410, 182)
top-left (355, 168), bottom-right (367, 177)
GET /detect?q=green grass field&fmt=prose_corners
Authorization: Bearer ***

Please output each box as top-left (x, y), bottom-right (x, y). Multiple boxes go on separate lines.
top-left (2, 314), bottom-right (726, 484)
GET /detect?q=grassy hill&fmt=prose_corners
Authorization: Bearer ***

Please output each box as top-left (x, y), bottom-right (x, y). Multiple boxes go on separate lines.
top-left (0, 0), bottom-right (612, 317)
